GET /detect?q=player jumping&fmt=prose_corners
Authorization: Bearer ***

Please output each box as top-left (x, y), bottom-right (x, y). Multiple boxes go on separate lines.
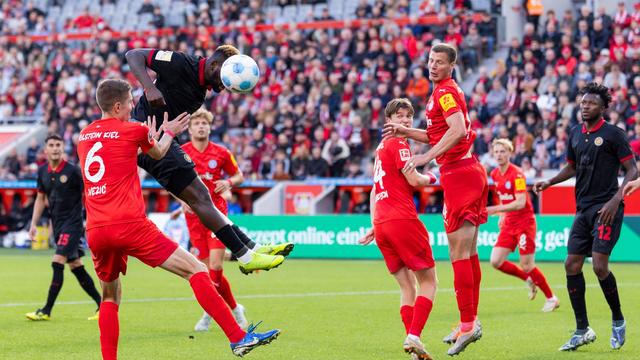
top-left (125, 45), bottom-right (292, 275)
top-left (360, 99), bottom-right (438, 360)
top-left (534, 83), bottom-right (637, 351)
top-left (180, 108), bottom-right (251, 331)
top-left (487, 139), bottom-right (559, 312)
top-left (384, 43), bottom-right (487, 356)
top-left (78, 79), bottom-right (280, 359)
top-left (26, 134), bottom-right (102, 321)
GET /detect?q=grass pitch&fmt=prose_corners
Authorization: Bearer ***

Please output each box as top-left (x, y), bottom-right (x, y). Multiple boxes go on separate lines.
top-left (0, 248), bottom-right (639, 359)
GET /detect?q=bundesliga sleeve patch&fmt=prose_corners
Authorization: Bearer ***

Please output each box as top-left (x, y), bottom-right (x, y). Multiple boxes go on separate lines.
top-left (515, 178), bottom-right (526, 191)
top-left (154, 50), bottom-right (173, 62)
top-left (399, 148), bottom-right (411, 161)
top-left (438, 93), bottom-right (457, 112)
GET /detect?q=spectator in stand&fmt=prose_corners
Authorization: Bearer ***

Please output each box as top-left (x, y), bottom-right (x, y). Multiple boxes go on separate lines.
top-left (308, 146), bottom-right (329, 178)
top-left (138, 0), bottom-right (155, 15)
top-left (486, 79), bottom-right (507, 117)
top-left (322, 131), bottom-right (350, 177)
top-left (150, 6), bottom-right (165, 28)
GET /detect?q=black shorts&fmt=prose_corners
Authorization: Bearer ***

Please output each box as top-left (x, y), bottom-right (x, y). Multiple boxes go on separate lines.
top-left (568, 203), bottom-right (624, 257)
top-left (137, 141), bottom-right (198, 195)
top-left (53, 228), bottom-right (85, 261)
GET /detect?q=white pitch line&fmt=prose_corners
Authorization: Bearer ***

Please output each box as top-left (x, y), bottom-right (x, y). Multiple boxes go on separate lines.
top-left (2, 283), bottom-right (640, 308)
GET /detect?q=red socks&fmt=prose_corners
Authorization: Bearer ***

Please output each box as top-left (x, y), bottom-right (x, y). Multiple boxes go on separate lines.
top-left (400, 305), bottom-right (413, 334)
top-left (409, 296), bottom-right (433, 337)
top-left (189, 272), bottom-right (245, 343)
top-left (470, 254), bottom-right (481, 317)
top-left (210, 269), bottom-right (238, 310)
top-left (528, 267), bottom-right (554, 298)
top-left (451, 259), bottom-right (475, 323)
top-left (497, 261), bottom-right (528, 281)
top-left (99, 301), bottom-right (119, 360)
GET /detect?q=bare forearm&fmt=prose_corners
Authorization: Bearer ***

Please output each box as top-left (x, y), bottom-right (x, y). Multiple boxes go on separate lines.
top-left (229, 172), bottom-right (244, 186)
top-left (30, 194), bottom-right (45, 226)
top-left (615, 164), bottom-right (638, 201)
top-left (125, 49), bottom-right (155, 89)
top-left (405, 128), bottom-right (430, 144)
top-left (425, 127), bottom-right (464, 161)
top-left (149, 134), bottom-right (174, 159)
top-left (369, 188), bottom-right (376, 225)
top-left (548, 163), bottom-right (576, 186)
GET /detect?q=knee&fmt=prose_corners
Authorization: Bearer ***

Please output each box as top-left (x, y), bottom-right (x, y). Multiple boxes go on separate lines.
top-left (490, 258), bottom-right (503, 269)
top-left (521, 263), bottom-right (534, 273)
top-left (191, 260), bottom-right (208, 276)
top-left (592, 263), bottom-right (609, 280)
top-left (68, 259), bottom-right (83, 270)
top-left (564, 259), bottom-right (582, 274)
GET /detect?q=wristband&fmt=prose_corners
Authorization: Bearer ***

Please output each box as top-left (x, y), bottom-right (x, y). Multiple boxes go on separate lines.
top-left (227, 179), bottom-right (233, 187)
top-left (164, 129), bottom-right (175, 138)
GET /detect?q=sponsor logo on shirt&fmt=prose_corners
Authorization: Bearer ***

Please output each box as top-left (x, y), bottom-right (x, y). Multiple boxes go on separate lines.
top-left (155, 50), bottom-right (173, 62)
top-left (375, 190), bottom-right (389, 202)
top-left (439, 93), bottom-right (456, 112)
top-left (498, 192), bottom-right (514, 201)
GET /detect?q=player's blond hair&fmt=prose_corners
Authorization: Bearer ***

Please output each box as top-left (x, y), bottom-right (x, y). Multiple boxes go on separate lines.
top-left (214, 45), bottom-right (240, 60)
top-left (492, 138), bottom-right (514, 152)
top-left (190, 108), bottom-right (214, 124)
top-left (384, 98), bottom-right (415, 119)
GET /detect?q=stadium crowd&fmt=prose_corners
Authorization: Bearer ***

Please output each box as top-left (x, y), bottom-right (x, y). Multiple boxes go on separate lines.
top-left (0, 0), bottom-right (639, 186)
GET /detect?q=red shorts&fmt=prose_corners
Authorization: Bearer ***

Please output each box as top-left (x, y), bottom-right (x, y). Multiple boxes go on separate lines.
top-left (496, 220), bottom-right (537, 255)
top-left (87, 219), bottom-right (179, 282)
top-left (440, 157), bottom-right (489, 233)
top-left (374, 219), bottom-right (435, 274)
top-left (185, 215), bottom-right (225, 260)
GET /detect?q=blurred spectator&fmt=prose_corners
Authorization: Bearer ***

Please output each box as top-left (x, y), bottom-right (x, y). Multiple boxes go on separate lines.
top-left (308, 146), bottom-right (330, 178)
top-left (322, 131), bottom-right (350, 176)
top-left (151, 6), bottom-right (165, 28)
top-left (424, 193), bottom-right (443, 214)
top-left (227, 193), bottom-right (243, 215)
top-left (138, 0), bottom-right (155, 15)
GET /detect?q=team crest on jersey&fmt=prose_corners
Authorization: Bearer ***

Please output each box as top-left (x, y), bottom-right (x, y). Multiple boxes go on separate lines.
top-left (59, 175), bottom-right (68, 183)
top-left (399, 149), bottom-right (411, 161)
top-left (155, 50), bottom-right (173, 62)
top-left (184, 154), bottom-right (192, 163)
top-left (208, 160), bottom-right (218, 169)
top-left (439, 93), bottom-right (456, 112)
top-left (505, 181), bottom-right (511, 190)
top-left (192, 247), bottom-right (200, 257)
top-left (594, 137), bottom-right (603, 146)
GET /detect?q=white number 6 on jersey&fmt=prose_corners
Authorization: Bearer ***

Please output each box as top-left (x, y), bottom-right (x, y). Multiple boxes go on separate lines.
top-left (84, 142), bottom-right (105, 183)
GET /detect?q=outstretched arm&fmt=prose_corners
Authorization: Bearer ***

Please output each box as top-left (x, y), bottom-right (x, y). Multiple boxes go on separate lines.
top-left (125, 48), bottom-right (166, 107)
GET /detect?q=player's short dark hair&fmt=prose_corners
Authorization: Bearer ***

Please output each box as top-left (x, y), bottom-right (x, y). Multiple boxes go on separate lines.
top-left (384, 98), bottom-right (415, 119)
top-left (96, 79), bottom-right (131, 112)
top-left (431, 43), bottom-right (458, 63)
top-left (45, 133), bottom-right (63, 143)
top-left (579, 82), bottom-right (612, 109)
top-left (213, 44), bottom-right (240, 62)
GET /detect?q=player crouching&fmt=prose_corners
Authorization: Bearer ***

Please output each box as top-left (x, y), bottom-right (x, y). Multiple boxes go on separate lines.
top-left (486, 139), bottom-right (559, 312)
top-left (360, 99), bottom-right (438, 360)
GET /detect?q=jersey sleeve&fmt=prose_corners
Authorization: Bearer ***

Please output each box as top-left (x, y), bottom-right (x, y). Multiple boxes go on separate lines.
top-left (390, 139), bottom-right (412, 170)
top-left (222, 149), bottom-right (240, 175)
top-left (566, 132), bottom-right (576, 165)
top-left (132, 123), bottom-right (156, 154)
top-left (613, 129), bottom-right (634, 163)
top-left (36, 168), bottom-right (45, 194)
top-left (146, 49), bottom-right (187, 80)
top-left (435, 87), bottom-right (462, 118)
top-left (513, 170), bottom-right (527, 193)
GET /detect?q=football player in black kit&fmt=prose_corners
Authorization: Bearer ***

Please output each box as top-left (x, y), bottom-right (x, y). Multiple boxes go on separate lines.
top-left (534, 83), bottom-right (637, 351)
top-left (125, 45), bottom-right (292, 275)
top-left (26, 134), bottom-right (102, 321)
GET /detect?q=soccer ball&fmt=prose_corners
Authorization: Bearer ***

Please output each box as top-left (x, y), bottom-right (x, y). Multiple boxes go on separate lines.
top-left (220, 54), bottom-right (260, 94)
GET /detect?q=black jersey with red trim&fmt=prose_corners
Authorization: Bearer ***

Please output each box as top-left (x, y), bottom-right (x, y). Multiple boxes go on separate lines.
top-left (131, 49), bottom-right (210, 131)
top-left (36, 160), bottom-right (84, 232)
top-left (566, 118), bottom-right (634, 210)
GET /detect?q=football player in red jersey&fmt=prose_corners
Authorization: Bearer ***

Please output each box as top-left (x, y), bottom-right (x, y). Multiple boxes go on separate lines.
top-left (77, 79), bottom-right (280, 359)
top-left (360, 99), bottom-right (438, 360)
top-left (181, 108), bottom-right (250, 331)
top-left (384, 44), bottom-right (487, 355)
top-left (487, 139), bottom-right (559, 312)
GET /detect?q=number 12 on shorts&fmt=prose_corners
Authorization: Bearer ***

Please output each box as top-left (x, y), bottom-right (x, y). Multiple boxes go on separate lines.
top-left (597, 224), bottom-right (612, 241)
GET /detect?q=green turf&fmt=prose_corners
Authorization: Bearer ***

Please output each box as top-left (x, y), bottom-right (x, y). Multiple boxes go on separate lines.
top-left (0, 248), bottom-right (638, 359)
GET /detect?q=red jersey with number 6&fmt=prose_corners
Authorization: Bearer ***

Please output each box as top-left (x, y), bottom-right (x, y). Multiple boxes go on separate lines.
top-left (425, 78), bottom-right (475, 165)
top-left (77, 118), bottom-right (155, 230)
top-left (490, 163), bottom-right (535, 226)
top-left (181, 141), bottom-right (239, 215)
top-left (373, 137), bottom-right (417, 224)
